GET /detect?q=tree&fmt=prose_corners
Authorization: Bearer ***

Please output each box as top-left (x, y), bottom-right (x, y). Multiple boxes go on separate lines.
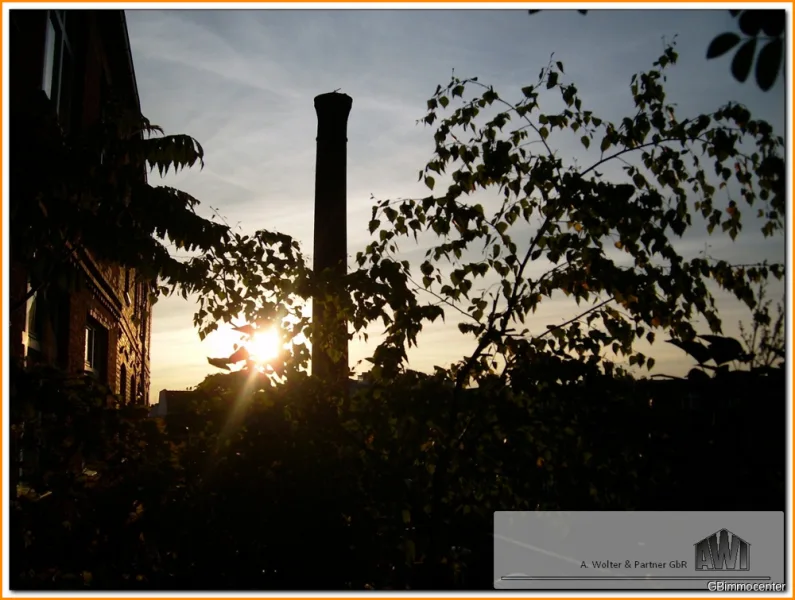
top-left (10, 362), bottom-right (175, 589)
top-left (185, 40), bottom-right (783, 581)
top-left (528, 9), bottom-right (786, 91)
top-left (12, 41), bottom-right (785, 590)
top-left (10, 86), bottom-right (230, 313)
top-left (738, 280), bottom-right (785, 371)
top-left (9, 79), bottom-right (231, 589)
top-left (196, 40), bottom-right (783, 386)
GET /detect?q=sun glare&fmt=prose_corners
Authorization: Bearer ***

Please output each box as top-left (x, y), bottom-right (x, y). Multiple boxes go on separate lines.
top-left (248, 328), bottom-right (282, 364)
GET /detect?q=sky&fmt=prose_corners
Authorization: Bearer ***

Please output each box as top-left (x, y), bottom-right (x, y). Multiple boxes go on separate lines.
top-left (124, 8), bottom-right (788, 404)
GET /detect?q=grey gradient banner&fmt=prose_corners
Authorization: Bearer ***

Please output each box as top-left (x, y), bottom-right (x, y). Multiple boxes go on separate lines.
top-left (493, 511), bottom-right (785, 591)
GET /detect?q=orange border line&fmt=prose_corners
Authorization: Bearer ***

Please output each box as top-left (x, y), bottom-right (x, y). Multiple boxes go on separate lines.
top-left (0, 2), bottom-right (791, 600)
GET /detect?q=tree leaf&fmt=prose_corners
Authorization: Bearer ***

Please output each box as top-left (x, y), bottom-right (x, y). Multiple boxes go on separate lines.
top-left (760, 10), bottom-right (784, 36)
top-left (731, 38), bottom-right (757, 83)
top-left (755, 38), bottom-right (782, 91)
top-left (738, 10), bottom-right (763, 36)
top-left (665, 339), bottom-right (713, 365)
top-left (698, 334), bottom-right (748, 365)
top-left (207, 357), bottom-right (232, 371)
top-left (232, 324), bottom-right (256, 336)
top-left (687, 367), bottom-right (711, 382)
top-left (424, 176), bottom-right (435, 190)
top-left (227, 346), bottom-right (250, 364)
top-left (706, 32), bottom-right (741, 59)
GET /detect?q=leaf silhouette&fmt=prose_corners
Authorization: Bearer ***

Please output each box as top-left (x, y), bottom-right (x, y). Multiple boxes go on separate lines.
top-left (706, 32), bottom-right (741, 59)
top-left (738, 10), bottom-right (763, 36)
top-left (227, 346), bottom-right (250, 364)
top-left (698, 335), bottom-right (747, 365)
top-left (232, 324), bottom-right (256, 336)
top-left (528, 9), bottom-right (587, 16)
top-left (687, 368), bottom-right (711, 382)
top-left (760, 10), bottom-right (784, 36)
top-left (755, 39), bottom-right (783, 91)
top-left (207, 357), bottom-right (231, 371)
top-left (731, 38), bottom-right (757, 83)
top-left (666, 339), bottom-right (713, 365)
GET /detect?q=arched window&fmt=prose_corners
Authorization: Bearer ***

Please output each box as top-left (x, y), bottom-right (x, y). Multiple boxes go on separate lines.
top-left (120, 364), bottom-right (127, 404)
top-left (130, 374), bottom-right (137, 405)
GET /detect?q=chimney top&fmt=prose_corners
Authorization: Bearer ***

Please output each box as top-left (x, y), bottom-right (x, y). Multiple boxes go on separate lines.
top-left (314, 92), bottom-right (352, 116)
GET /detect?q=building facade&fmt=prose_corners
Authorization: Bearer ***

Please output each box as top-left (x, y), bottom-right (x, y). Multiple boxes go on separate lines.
top-left (9, 10), bottom-right (152, 405)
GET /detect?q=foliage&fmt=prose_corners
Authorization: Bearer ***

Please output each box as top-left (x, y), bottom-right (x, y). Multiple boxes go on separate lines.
top-left (706, 10), bottom-right (785, 92)
top-left (528, 9), bottom-right (785, 91)
top-left (173, 41), bottom-right (784, 584)
top-left (12, 360), bottom-right (784, 589)
top-left (738, 280), bottom-right (785, 370)
top-left (194, 43), bottom-right (784, 383)
top-left (10, 362), bottom-right (174, 588)
top-left (666, 282), bottom-right (785, 379)
top-left (10, 87), bottom-right (229, 311)
top-left (12, 40), bottom-right (786, 590)
top-left (375, 41), bottom-right (783, 384)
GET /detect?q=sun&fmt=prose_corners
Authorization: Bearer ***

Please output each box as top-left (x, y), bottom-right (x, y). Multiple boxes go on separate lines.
top-left (248, 328), bottom-right (282, 364)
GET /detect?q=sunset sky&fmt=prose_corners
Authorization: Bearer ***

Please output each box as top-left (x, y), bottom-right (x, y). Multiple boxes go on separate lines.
top-left (125, 7), bottom-right (787, 403)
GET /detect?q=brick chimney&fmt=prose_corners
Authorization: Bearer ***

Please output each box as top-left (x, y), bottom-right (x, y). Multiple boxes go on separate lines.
top-left (311, 92), bottom-right (352, 386)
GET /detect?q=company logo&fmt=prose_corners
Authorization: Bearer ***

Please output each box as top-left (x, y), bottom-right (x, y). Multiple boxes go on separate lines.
top-left (694, 529), bottom-right (750, 571)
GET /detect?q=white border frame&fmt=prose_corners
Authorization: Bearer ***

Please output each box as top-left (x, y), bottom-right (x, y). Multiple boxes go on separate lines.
top-left (2, 2), bottom-right (791, 598)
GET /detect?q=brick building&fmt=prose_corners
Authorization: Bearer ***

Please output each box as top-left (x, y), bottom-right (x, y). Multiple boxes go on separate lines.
top-left (9, 10), bottom-right (152, 405)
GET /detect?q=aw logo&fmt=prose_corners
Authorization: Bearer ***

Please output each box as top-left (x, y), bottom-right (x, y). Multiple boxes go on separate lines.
top-left (694, 529), bottom-right (750, 571)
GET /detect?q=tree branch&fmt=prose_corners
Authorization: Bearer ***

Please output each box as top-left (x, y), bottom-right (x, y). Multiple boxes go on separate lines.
top-left (533, 297), bottom-right (614, 342)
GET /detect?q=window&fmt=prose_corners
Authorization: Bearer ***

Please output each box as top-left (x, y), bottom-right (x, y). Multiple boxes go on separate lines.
top-left (134, 281), bottom-right (142, 320)
top-left (140, 298), bottom-right (148, 343)
top-left (22, 282), bottom-right (44, 364)
top-left (130, 375), bottom-right (137, 405)
top-left (124, 269), bottom-right (132, 305)
top-left (41, 11), bottom-right (74, 132)
top-left (84, 325), bottom-right (94, 365)
top-left (119, 364), bottom-right (127, 404)
top-left (84, 318), bottom-right (108, 379)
